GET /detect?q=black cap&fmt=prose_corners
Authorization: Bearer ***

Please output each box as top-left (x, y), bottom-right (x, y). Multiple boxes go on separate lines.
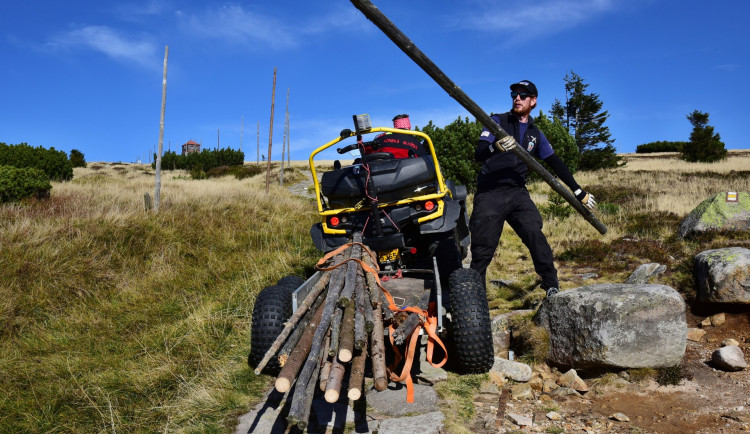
top-left (510, 80), bottom-right (538, 97)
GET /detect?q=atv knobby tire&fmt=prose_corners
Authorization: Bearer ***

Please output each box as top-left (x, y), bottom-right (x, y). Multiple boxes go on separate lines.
top-left (248, 285), bottom-right (292, 375)
top-left (276, 275), bottom-right (305, 291)
top-left (447, 268), bottom-right (494, 374)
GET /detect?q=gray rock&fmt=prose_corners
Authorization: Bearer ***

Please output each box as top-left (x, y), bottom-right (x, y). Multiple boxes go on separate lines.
top-left (416, 349), bottom-right (447, 384)
top-left (506, 412), bottom-right (533, 427)
top-left (712, 346), bottom-right (748, 371)
top-left (625, 263), bottom-right (667, 284)
top-left (678, 191), bottom-right (750, 239)
top-left (492, 309), bottom-right (533, 333)
top-left (491, 356), bottom-right (533, 382)
top-left (366, 383), bottom-right (438, 417)
top-left (536, 283), bottom-right (686, 369)
top-left (378, 412), bottom-right (444, 433)
top-left (695, 247), bottom-right (750, 303)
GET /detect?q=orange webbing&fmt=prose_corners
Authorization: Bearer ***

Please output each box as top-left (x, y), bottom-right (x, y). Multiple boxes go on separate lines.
top-left (315, 241), bottom-right (448, 403)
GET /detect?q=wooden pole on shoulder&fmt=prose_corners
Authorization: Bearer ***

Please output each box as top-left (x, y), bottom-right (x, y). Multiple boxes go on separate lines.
top-left (348, 0), bottom-right (607, 234)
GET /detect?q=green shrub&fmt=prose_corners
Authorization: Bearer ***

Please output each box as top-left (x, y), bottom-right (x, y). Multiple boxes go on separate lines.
top-left (155, 148), bottom-right (245, 172)
top-left (69, 149), bottom-right (87, 168)
top-left (530, 111), bottom-right (580, 182)
top-left (539, 192), bottom-right (574, 221)
top-left (418, 117), bottom-right (481, 193)
top-left (0, 165), bottom-right (52, 202)
top-left (0, 142), bottom-right (73, 181)
top-left (636, 141), bottom-right (687, 153)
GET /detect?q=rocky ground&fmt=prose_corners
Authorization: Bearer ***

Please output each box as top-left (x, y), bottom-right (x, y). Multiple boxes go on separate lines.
top-left (470, 308), bottom-right (750, 433)
top-left (236, 308), bottom-right (749, 433)
top-left (232, 179), bottom-right (750, 433)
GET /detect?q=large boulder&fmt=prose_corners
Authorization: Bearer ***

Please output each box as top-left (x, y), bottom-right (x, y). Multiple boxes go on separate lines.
top-left (535, 283), bottom-right (686, 369)
top-left (678, 191), bottom-right (750, 239)
top-left (695, 247), bottom-right (750, 303)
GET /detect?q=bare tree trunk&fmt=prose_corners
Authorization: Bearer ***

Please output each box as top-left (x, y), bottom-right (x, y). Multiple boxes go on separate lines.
top-left (338, 303), bottom-right (355, 363)
top-left (154, 45), bottom-right (168, 213)
top-left (275, 300), bottom-right (326, 393)
top-left (278, 289), bottom-right (326, 367)
top-left (256, 121), bottom-right (259, 165)
top-left (347, 346), bottom-right (367, 400)
top-left (265, 67), bottom-right (276, 195)
top-left (324, 356), bottom-right (347, 403)
top-left (353, 271), bottom-right (368, 349)
top-left (286, 256), bottom-right (348, 424)
top-left (253, 271), bottom-right (331, 375)
top-left (370, 303), bottom-right (388, 391)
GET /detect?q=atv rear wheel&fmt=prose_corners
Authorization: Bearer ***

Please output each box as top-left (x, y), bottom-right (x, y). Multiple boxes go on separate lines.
top-left (248, 285), bottom-right (292, 375)
top-left (447, 268), bottom-right (494, 374)
top-left (277, 275), bottom-right (305, 293)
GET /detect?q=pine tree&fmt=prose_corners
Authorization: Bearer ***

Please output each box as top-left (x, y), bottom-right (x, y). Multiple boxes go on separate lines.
top-left (682, 110), bottom-right (727, 163)
top-left (550, 71), bottom-right (622, 170)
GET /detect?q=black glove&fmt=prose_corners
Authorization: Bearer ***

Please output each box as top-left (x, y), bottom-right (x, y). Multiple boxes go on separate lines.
top-left (574, 188), bottom-right (596, 210)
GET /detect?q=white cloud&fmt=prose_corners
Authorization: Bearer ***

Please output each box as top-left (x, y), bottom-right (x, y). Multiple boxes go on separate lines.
top-left (452, 0), bottom-right (618, 37)
top-left (180, 4), bottom-right (366, 50)
top-left (48, 25), bottom-right (158, 68)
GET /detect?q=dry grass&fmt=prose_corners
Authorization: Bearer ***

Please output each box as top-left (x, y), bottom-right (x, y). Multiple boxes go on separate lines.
top-left (485, 150), bottom-right (750, 307)
top-left (0, 162), bottom-right (320, 432)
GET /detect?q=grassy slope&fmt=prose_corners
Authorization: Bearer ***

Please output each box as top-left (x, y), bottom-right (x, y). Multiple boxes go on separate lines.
top-left (0, 163), bottom-right (319, 432)
top-left (2, 152), bottom-right (750, 432)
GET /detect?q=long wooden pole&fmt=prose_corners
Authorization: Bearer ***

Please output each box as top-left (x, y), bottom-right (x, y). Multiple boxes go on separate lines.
top-left (256, 121), bottom-right (260, 165)
top-left (348, 0), bottom-right (607, 235)
top-left (265, 67), bottom-right (277, 195)
top-left (280, 87), bottom-right (289, 187)
top-left (154, 45), bottom-right (168, 213)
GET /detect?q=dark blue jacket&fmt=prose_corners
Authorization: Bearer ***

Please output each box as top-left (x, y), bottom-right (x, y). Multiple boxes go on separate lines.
top-left (474, 112), bottom-right (554, 192)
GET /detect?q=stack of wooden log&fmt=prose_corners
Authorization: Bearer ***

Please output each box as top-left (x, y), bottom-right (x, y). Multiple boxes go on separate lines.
top-left (252, 232), bottom-right (428, 430)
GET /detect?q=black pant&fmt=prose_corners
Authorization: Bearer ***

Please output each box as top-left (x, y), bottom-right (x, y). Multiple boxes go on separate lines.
top-left (469, 188), bottom-right (558, 290)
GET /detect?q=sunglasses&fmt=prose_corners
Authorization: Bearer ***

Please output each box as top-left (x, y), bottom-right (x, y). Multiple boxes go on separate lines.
top-left (511, 91), bottom-right (533, 100)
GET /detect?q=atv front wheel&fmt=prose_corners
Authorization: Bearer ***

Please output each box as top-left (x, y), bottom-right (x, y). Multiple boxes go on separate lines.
top-left (248, 285), bottom-right (292, 375)
top-left (447, 268), bottom-right (494, 373)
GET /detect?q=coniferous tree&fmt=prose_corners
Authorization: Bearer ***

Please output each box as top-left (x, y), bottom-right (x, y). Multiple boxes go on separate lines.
top-left (550, 71), bottom-right (622, 170)
top-left (682, 110), bottom-right (727, 163)
top-left (69, 149), bottom-right (87, 168)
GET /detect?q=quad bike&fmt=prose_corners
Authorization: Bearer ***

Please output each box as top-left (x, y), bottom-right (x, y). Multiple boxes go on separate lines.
top-left (248, 114), bottom-right (494, 375)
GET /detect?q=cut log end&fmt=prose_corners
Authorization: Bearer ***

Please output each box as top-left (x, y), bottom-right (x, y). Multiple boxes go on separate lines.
top-left (253, 369), bottom-right (261, 376)
top-left (374, 378), bottom-right (388, 391)
top-left (275, 377), bottom-right (291, 393)
top-left (347, 389), bottom-right (362, 401)
top-left (354, 340), bottom-right (366, 350)
top-left (338, 349), bottom-right (353, 363)
top-left (324, 389), bottom-right (340, 403)
top-left (278, 354), bottom-right (288, 367)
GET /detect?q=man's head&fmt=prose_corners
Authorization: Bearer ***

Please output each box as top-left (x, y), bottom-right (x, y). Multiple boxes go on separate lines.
top-left (509, 80), bottom-right (537, 117)
top-left (393, 114), bottom-right (411, 130)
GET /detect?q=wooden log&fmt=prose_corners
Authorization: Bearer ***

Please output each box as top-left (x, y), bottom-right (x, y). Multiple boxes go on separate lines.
top-left (370, 303), bottom-right (388, 391)
top-left (319, 355), bottom-right (332, 392)
top-left (359, 270), bottom-right (375, 333)
top-left (324, 356), bottom-right (347, 403)
top-left (392, 289), bottom-right (431, 345)
top-left (274, 300), bottom-right (326, 393)
top-left (286, 250), bottom-right (349, 425)
top-left (347, 346), bottom-right (367, 401)
top-left (253, 270), bottom-right (332, 375)
top-left (379, 290), bottom-right (395, 322)
top-left (353, 271), bottom-right (367, 349)
top-left (328, 306), bottom-right (343, 357)
top-left (363, 253), bottom-right (382, 307)
top-left (278, 288), bottom-right (326, 367)
top-left (295, 344), bottom-right (325, 431)
top-left (338, 303), bottom-right (355, 362)
top-left (338, 235), bottom-right (363, 307)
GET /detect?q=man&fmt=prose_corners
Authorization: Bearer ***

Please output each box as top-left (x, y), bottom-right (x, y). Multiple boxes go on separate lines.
top-left (469, 80), bottom-right (596, 297)
top-left (364, 114), bottom-right (427, 158)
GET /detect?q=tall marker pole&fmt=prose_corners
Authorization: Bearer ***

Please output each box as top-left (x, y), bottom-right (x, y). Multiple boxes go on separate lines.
top-left (154, 45), bottom-right (168, 213)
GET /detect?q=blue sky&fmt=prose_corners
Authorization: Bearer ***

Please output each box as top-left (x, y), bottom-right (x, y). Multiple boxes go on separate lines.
top-left (1, 0), bottom-right (748, 163)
